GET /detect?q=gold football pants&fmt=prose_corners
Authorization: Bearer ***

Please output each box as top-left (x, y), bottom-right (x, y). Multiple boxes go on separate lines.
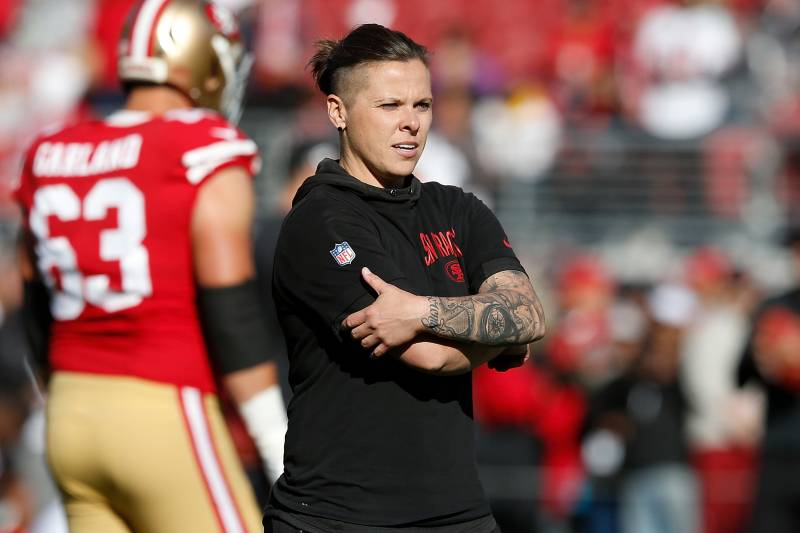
top-left (46, 371), bottom-right (262, 533)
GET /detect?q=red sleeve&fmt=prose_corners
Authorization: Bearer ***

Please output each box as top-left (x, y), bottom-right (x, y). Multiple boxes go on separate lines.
top-left (473, 363), bottom-right (587, 442)
top-left (164, 110), bottom-right (261, 186)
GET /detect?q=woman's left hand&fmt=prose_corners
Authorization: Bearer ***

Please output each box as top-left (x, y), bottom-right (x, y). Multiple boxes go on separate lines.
top-left (343, 267), bottom-right (429, 357)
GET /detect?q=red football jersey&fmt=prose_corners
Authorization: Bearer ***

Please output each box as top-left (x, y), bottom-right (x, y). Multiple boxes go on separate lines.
top-left (14, 109), bottom-right (261, 393)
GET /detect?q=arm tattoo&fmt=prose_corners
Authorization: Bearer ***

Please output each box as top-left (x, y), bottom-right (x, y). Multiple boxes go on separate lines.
top-left (421, 270), bottom-right (545, 345)
top-left (482, 304), bottom-right (515, 341)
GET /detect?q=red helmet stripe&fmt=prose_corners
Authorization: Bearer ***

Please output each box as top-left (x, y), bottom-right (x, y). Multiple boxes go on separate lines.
top-left (130, 0), bottom-right (170, 59)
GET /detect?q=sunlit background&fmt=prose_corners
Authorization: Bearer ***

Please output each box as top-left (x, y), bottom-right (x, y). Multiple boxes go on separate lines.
top-left (2, 0), bottom-right (800, 532)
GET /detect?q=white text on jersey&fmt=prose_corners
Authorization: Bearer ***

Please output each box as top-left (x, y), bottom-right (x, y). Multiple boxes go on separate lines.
top-left (34, 134), bottom-right (143, 177)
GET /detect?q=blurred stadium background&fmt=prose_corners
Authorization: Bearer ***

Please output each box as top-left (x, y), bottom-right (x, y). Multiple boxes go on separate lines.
top-left (2, 0), bottom-right (800, 532)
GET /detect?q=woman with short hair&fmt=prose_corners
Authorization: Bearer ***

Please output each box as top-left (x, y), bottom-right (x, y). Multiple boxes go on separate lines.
top-left (266, 23), bottom-right (546, 533)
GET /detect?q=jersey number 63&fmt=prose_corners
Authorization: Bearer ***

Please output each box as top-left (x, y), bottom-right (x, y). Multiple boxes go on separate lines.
top-left (29, 177), bottom-right (153, 320)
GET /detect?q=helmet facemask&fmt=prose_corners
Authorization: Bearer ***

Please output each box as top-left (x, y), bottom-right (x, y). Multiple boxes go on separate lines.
top-left (211, 35), bottom-right (252, 124)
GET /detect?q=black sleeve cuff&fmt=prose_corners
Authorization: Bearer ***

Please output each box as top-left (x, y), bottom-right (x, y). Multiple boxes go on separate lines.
top-left (469, 257), bottom-right (528, 294)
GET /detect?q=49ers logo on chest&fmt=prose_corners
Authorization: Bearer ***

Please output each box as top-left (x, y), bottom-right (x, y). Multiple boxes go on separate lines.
top-left (445, 260), bottom-right (465, 283)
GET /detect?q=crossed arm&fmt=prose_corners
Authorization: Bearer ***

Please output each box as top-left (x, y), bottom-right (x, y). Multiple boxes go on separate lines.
top-left (342, 267), bottom-right (546, 375)
top-left (422, 270), bottom-right (544, 346)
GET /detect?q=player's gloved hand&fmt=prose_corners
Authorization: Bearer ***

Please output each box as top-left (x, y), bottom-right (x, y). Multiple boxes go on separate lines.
top-left (487, 344), bottom-right (530, 372)
top-left (343, 267), bottom-right (429, 358)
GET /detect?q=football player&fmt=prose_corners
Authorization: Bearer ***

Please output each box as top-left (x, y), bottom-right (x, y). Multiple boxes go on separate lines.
top-left (13, 1), bottom-right (285, 532)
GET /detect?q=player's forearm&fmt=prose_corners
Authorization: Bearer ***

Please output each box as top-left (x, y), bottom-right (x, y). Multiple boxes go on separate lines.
top-left (224, 362), bottom-right (287, 484)
top-left (420, 273), bottom-right (545, 346)
top-left (221, 361), bottom-right (280, 403)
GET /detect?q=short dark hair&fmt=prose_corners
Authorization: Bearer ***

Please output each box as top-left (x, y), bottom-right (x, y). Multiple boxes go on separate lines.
top-left (308, 23), bottom-right (429, 96)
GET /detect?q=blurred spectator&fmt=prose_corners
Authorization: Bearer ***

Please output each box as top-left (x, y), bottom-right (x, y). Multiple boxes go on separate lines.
top-left (86, 0), bottom-right (137, 94)
top-left (0, 258), bottom-right (34, 532)
top-left (472, 256), bottom-right (618, 532)
top-left (746, 0), bottom-right (800, 134)
top-left (520, 254), bottom-right (621, 527)
top-left (0, 387), bottom-right (32, 533)
top-left (0, 0), bottom-right (94, 216)
top-left (543, 0), bottom-right (619, 126)
top-left (473, 364), bottom-right (543, 533)
top-left (0, 269), bottom-right (64, 533)
top-left (701, 126), bottom-right (767, 220)
top-left (745, 0), bottom-right (800, 223)
top-left (0, 0), bottom-right (22, 41)
top-left (738, 228), bottom-right (800, 533)
top-left (414, 129), bottom-right (470, 187)
top-left (415, 87), bottom-right (497, 204)
top-left (680, 248), bottom-right (762, 533)
top-left (5, 0), bottom-right (93, 119)
top-left (587, 283), bottom-right (699, 533)
top-left (474, 355), bottom-right (587, 532)
top-left (430, 26), bottom-right (505, 95)
top-left (12, 404), bottom-right (67, 533)
top-left (625, 0), bottom-right (742, 139)
top-left (472, 85), bottom-right (562, 185)
top-left (11, 0), bottom-right (93, 50)
top-left (547, 254), bottom-right (616, 388)
top-left (252, 0), bottom-right (305, 91)
top-left (580, 289), bottom-right (649, 533)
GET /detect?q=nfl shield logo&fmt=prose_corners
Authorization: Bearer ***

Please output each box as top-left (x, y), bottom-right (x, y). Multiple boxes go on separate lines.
top-left (330, 242), bottom-right (356, 266)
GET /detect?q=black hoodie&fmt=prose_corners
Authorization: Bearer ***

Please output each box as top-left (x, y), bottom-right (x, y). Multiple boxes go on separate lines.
top-left (269, 159), bottom-right (524, 527)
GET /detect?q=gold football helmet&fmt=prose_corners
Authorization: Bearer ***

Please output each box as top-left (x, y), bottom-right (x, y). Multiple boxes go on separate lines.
top-left (118, 0), bottom-right (251, 121)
